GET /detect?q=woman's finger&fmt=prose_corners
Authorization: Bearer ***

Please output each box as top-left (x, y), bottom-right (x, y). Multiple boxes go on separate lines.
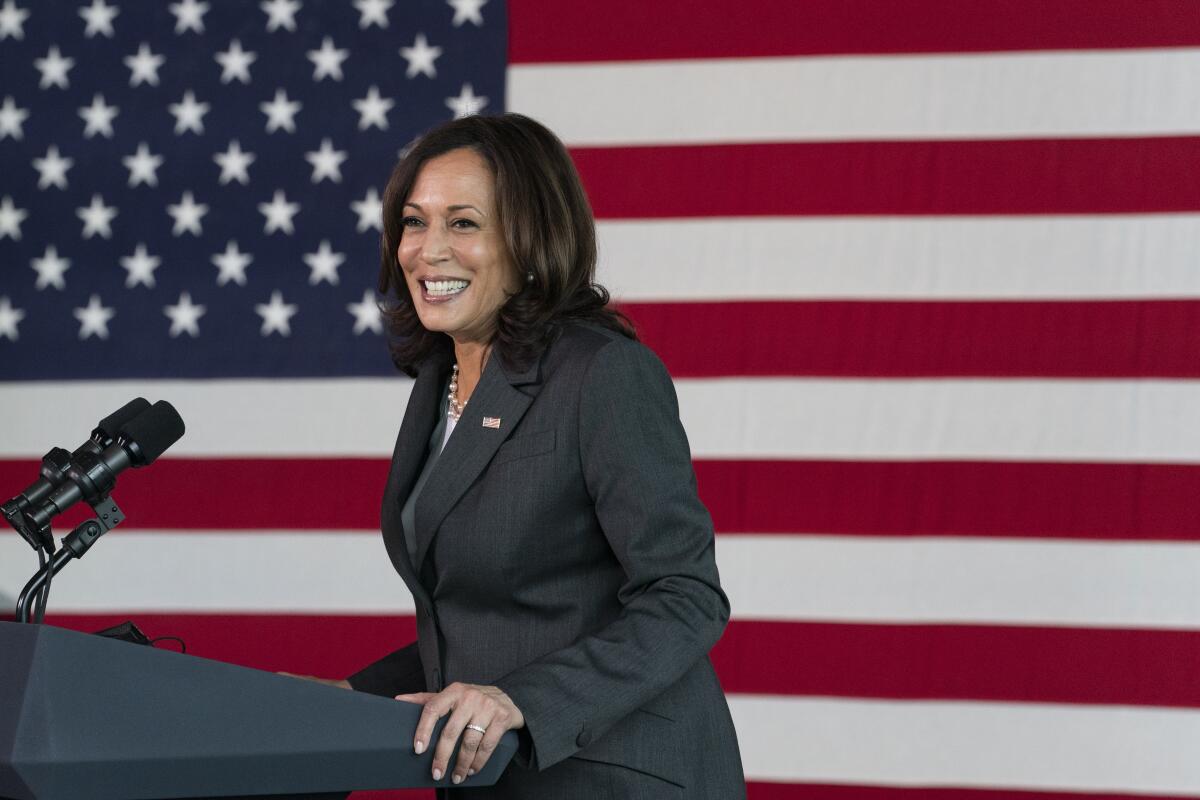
top-left (412, 690), bottom-right (455, 756)
top-left (450, 718), bottom-right (489, 784)
top-left (465, 713), bottom-right (508, 779)
top-left (394, 692), bottom-right (435, 704)
top-left (431, 687), bottom-right (477, 780)
top-left (277, 672), bottom-right (351, 689)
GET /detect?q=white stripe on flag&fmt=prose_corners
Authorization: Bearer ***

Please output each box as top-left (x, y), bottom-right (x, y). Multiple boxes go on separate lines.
top-left (729, 694), bottom-right (1200, 793)
top-left (6, 379), bottom-right (1200, 461)
top-left (597, 215), bottom-right (1200, 301)
top-left (718, 535), bottom-right (1200, 629)
top-left (510, 49), bottom-right (1200, 145)
top-left (4, 533), bottom-right (1197, 629)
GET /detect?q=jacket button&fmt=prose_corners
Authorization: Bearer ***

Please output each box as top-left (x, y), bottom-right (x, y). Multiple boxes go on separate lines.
top-left (576, 729), bottom-right (591, 748)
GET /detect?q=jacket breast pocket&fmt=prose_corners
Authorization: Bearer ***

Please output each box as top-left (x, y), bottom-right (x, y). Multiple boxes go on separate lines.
top-left (490, 429), bottom-right (556, 467)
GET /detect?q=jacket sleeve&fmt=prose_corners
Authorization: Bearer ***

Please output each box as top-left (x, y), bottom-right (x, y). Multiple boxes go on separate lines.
top-left (494, 337), bottom-right (730, 770)
top-left (347, 641), bottom-right (427, 698)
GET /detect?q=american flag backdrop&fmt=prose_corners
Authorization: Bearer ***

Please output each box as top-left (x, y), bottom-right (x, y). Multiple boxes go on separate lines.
top-left (3, 1), bottom-right (1200, 798)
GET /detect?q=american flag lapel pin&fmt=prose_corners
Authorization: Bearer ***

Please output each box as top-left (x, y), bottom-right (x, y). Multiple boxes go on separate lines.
top-left (482, 416), bottom-right (501, 429)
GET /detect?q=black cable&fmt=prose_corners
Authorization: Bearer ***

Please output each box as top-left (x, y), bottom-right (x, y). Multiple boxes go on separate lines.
top-left (34, 539), bottom-right (55, 624)
top-left (150, 635), bottom-right (187, 653)
top-left (32, 547), bottom-right (46, 622)
top-left (33, 548), bottom-right (47, 623)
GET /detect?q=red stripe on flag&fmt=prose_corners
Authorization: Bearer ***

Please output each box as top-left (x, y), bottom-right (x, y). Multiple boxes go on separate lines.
top-left (713, 621), bottom-right (1200, 707)
top-left (353, 785), bottom-right (1200, 800)
top-left (46, 613), bottom-right (418, 677)
top-left (5, 458), bottom-right (1199, 540)
top-left (745, 783), bottom-right (1200, 800)
top-left (694, 460), bottom-right (1200, 541)
top-left (44, 615), bottom-right (1200, 708)
top-left (0, 457), bottom-right (392, 532)
top-left (509, 0), bottom-right (1200, 62)
top-left (570, 138), bottom-right (1200, 218)
top-left (623, 300), bottom-right (1200, 379)
top-left (347, 784), bottom-right (1200, 800)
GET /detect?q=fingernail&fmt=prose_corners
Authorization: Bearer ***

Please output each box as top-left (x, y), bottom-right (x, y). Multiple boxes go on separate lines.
top-left (467, 769), bottom-right (476, 777)
top-left (414, 740), bottom-right (425, 754)
top-left (452, 774), bottom-right (463, 785)
top-left (433, 768), bottom-right (443, 781)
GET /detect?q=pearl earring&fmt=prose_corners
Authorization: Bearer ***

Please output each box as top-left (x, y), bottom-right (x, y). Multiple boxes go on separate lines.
top-left (526, 271), bottom-right (534, 283)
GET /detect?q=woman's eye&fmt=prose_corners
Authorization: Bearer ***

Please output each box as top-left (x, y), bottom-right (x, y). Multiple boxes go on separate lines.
top-left (451, 218), bottom-right (479, 230)
top-left (401, 216), bottom-right (424, 228)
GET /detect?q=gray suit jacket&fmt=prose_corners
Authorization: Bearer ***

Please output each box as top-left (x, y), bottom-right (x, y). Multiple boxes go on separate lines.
top-left (349, 323), bottom-right (745, 799)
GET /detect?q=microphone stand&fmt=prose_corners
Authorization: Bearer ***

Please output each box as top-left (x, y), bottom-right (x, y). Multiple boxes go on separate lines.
top-left (14, 497), bottom-right (125, 624)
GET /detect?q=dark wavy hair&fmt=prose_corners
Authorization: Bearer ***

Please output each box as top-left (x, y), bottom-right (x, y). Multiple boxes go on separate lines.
top-left (378, 113), bottom-right (634, 376)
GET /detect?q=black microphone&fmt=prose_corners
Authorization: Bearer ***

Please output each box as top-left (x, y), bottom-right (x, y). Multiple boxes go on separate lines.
top-left (12, 398), bottom-right (152, 511)
top-left (3, 398), bottom-right (151, 549)
top-left (21, 401), bottom-right (186, 534)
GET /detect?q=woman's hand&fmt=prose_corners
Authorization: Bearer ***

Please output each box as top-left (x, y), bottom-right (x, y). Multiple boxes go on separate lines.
top-left (277, 672), bottom-right (352, 690)
top-left (395, 682), bottom-right (524, 784)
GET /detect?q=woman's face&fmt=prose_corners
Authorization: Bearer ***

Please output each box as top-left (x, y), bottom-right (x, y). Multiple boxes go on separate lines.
top-left (397, 148), bottom-right (519, 346)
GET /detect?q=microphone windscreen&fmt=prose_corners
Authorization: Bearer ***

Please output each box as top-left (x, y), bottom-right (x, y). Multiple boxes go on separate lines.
top-left (119, 400), bottom-right (186, 465)
top-left (95, 397), bottom-right (151, 441)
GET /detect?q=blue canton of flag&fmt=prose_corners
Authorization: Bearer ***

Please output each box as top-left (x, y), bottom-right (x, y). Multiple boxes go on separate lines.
top-left (0, 0), bottom-right (507, 379)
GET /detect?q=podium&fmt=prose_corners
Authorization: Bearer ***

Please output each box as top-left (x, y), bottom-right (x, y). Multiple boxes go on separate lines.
top-left (0, 622), bottom-right (517, 799)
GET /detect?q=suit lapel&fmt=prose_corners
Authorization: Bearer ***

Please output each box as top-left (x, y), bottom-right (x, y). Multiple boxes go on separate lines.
top-left (412, 352), bottom-right (541, 572)
top-left (380, 350), bottom-right (451, 601)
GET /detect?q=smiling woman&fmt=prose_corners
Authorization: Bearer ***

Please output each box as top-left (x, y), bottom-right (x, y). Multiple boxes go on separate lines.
top-left (396, 148), bottom-right (521, 352)
top-left (288, 114), bottom-right (745, 799)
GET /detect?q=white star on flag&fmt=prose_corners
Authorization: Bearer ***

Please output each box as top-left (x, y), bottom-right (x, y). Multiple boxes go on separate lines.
top-left (261, 88), bottom-right (301, 133)
top-left (353, 85), bottom-right (393, 130)
top-left (400, 33), bottom-right (442, 78)
top-left (305, 139), bottom-right (347, 183)
top-left (214, 140), bottom-right (256, 185)
top-left (33, 145), bottom-right (73, 190)
top-left (0, 0), bottom-right (29, 40)
top-left (261, 0), bottom-right (300, 32)
top-left (351, 186), bottom-right (382, 233)
top-left (446, 83), bottom-right (487, 119)
top-left (212, 241), bottom-right (253, 286)
top-left (304, 240), bottom-right (345, 285)
top-left (164, 292), bottom-right (206, 338)
top-left (167, 191), bottom-right (208, 236)
top-left (79, 93), bottom-right (118, 138)
top-left (259, 190), bottom-right (300, 235)
top-left (255, 290), bottom-right (297, 336)
top-left (120, 243), bottom-right (162, 288)
top-left (0, 296), bottom-right (24, 341)
top-left (347, 289), bottom-right (383, 335)
top-left (76, 194), bottom-right (117, 239)
top-left (31, 245), bottom-right (69, 290)
top-left (215, 39), bottom-right (256, 84)
top-left (125, 43), bottom-right (166, 87)
top-left (307, 37), bottom-right (349, 81)
top-left (34, 46), bottom-right (74, 89)
top-left (79, 0), bottom-right (118, 38)
top-left (0, 195), bottom-right (28, 240)
top-left (169, 0), bottom-right (209, 34)
top-left (73, 294), bottom-right (115, 340)
top-left (169, 90), bottom-right (210, 135)
top-left (447, 0), bottom-right (486, 27)
top-left (0, 96), bottom-right (28, 140)
top-left (354, 0), bottom-right (392, 28)
top-left (123, 142), bottom-right (164, 187)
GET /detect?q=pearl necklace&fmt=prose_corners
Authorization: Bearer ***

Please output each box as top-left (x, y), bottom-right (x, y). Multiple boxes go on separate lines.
top-left (447, 364), bottom-right (466, 422)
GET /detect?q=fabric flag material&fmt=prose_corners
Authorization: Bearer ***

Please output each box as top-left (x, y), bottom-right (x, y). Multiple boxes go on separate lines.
top-left (3, 1), bottom-right (1200, 799)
